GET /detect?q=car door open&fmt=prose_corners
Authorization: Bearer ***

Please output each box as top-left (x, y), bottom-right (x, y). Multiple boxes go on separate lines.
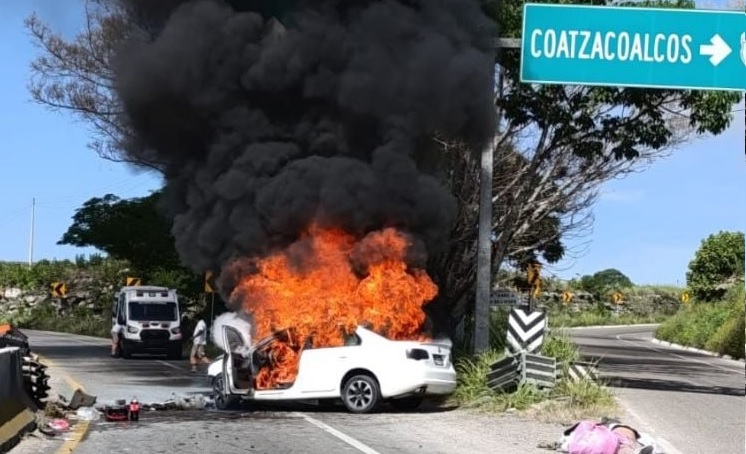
top-left (222, 325), bottom-right (252, 395)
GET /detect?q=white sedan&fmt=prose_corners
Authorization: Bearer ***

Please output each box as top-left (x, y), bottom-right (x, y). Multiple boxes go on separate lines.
top-left (207, 324), bottom-right (457, 413)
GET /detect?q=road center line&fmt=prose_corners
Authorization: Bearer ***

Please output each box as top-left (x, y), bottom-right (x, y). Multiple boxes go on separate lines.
top-left (615, 334), bottom-right (743, 374)
top-left (293, 412), bottom-right (383, 454)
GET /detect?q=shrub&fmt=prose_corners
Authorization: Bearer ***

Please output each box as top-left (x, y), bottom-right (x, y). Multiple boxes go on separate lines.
top-left (656, 286), bottom-right (744, 359)
top-left (686, 231), bottom-right (745, 301)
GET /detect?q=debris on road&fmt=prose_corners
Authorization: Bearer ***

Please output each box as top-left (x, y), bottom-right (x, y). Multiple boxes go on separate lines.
top-left (33, 389), bottom-right (100, 437)
top-left (95, 393), bottom-right (212, 422)
top-left (66, 389), bottom-right (97, 410)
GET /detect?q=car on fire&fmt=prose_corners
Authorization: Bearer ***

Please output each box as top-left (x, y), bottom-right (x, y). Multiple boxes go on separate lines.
top-left (207, 323), bottom-right (457, 413)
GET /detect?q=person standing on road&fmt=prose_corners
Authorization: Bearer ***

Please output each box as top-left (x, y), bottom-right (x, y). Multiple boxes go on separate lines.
top-left (110, 322), bottom-right (121, 358)
top-left (189, 317), bottom-right (211, 372)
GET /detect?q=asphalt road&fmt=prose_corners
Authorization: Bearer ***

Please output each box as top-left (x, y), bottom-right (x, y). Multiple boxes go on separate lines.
top-left (569, 324), bottom-right (745, 454)
top-left (15, 326), bottom-right (743, 454)
top-left (17, 330), bottom-right (565, 454)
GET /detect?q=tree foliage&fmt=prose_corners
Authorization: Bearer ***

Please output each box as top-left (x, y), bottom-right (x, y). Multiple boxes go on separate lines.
top-left (686, 231), bottom-right (745, 301)
top-left (58, 191), bottom-right (208, 297)
top-left (59, 192), bottom-right (179, 272)
top-left (428, 0), bottom-right (741, 330)
top-left (577, 268), bottom-right (634, 298)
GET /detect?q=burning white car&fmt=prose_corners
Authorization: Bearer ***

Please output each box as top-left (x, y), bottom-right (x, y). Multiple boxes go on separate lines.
top-left (207, 322), bottom-right (457, 413)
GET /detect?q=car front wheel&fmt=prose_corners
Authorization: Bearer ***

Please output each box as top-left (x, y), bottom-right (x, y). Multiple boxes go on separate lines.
top-left (213, 373), bottom-right (237, 410)
top-left (342, 374), bottom-right (379, 414)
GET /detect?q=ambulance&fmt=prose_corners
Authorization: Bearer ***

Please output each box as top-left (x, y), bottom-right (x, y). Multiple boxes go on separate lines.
top-left (112, 286), bottom-right (183, 359)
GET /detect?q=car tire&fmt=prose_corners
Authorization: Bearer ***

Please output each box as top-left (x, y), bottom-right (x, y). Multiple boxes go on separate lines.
top-left (342, 374), bottom-right (380, 414)
top-left (390, 396), bottom-right (424, 412)
top-left (213, 374), bottom-right (236, 411)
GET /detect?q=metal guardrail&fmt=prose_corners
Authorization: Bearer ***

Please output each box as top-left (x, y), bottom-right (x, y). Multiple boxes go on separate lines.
top-left (486, 354), bottom-right (521, 392)
top-left (523, 353), bottom-right (556, 389)
top-left (486, 351), bottom-right (557, 391)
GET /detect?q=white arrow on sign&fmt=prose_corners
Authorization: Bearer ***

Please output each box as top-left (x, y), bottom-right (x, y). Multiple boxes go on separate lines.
top-left (699, 34), bottom-right (732, 66)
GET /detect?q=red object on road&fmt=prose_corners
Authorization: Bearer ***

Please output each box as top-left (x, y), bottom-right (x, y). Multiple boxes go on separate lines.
top-left (103, 406), bottom-right (129, 421)
top-left (129, 399), bottom-right (140, 421)
top-left (48, 419), bottom-right (70, 432)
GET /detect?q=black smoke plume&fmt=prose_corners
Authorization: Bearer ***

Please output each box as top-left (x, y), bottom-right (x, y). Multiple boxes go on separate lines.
top-left (110, 0), bottom-right (496, 300)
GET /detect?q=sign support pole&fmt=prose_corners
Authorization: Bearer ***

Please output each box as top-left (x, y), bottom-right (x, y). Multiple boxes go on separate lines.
top-left (210, 292), bottom-right (215, 326)
top-left (474, 35), bottom-right (522, 354)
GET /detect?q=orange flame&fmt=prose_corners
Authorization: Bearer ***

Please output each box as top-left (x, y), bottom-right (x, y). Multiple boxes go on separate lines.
top-left (229, 225), bottom-right (437, 390)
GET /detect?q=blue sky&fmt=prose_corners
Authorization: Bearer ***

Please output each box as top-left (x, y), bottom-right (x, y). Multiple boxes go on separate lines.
top-left (0, 1), bottom-right (742, 286)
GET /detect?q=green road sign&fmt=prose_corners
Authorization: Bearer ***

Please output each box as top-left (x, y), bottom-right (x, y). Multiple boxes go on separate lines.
top-left (521, 4), bottom-right (746, 91)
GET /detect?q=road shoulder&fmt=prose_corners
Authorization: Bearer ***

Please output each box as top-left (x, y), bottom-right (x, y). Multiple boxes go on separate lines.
top-left (650, 337), bottom-right (745, 363)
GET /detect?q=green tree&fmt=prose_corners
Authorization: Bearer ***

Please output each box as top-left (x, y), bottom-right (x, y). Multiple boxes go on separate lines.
top-left (59, 191), bottom-right (207, 298)
top-left (59, 192), bottom-right (174, 271)
top-left (686, 231), bottom-right (745, 301)
top-left (578, 269), bottom-right (634, 298)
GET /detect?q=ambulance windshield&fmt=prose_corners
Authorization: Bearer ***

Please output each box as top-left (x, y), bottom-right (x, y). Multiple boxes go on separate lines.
top-left (128, 301), bottom-right (178, 322)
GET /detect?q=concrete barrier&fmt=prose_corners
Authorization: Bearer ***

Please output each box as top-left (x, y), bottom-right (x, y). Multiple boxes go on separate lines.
top-left (0, 346), bottom-right (37, 454)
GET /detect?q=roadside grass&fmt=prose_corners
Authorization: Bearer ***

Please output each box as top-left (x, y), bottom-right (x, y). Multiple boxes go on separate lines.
top-left (451, 329), bottom-right (617, 423)
top-left (547, 310), bottom-right (668, 328)
top-left (656, 286), bottom-right (744, 359)
top-left (11, 304), bottom-right (111, 339)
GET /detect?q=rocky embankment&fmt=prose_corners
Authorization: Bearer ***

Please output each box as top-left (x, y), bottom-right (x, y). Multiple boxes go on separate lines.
top-left (0, 272), bottom-right (203, 324)
top-left (0, 275), bottom-right (109, 320)
top-left (501, 288), bottom-right (681, 315)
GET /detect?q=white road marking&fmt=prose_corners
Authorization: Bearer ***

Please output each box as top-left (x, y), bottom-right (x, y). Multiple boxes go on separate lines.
top-left (615, 334), bottom-right (743, 374)
top-left (294, 412), bottom-right (383, 454)
top-left (615, 399), bottom-right (685, 454)
top-left (156, 360), bottom-right (183, 370)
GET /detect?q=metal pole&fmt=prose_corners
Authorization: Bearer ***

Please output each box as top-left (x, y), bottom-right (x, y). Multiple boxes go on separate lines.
top-left (28, 198), bottom-right (35, 268)
top-left (474, 33), bottom-right (520, 354)
top-left (474, 137), bottom-right (494, 354)
top-left (210, 292), bottom-right (215, 326)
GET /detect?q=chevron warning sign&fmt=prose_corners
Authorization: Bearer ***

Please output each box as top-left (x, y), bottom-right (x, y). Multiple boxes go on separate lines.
top-left (506, 308), bottom-right (546, 354)
top-left (204, 271), bottom-right (217, 294)
top-left (126, 277), bottom-right (141, 286)
top-left (50, 282), bottom-right (67, 298)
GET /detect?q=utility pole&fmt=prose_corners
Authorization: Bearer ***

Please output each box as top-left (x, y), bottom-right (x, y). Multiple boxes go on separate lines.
top-left (28, 197), bottom-right (35, 267)
top-left (473, 37), bottom-right (521, 354)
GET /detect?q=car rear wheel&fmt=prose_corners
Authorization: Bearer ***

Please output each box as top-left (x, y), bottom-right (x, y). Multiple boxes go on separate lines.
top-left (342, 374), bottom-right (379, 414)
top-left (390, 396), bottom-right (423, 412)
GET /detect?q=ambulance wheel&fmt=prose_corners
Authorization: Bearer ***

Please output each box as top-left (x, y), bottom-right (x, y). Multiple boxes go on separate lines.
top-left (120, 341), bottom-right (132, 359)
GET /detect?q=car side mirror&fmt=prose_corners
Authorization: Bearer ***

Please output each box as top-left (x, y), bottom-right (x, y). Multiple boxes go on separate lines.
top-left (117, 316), bottom-right (125, 325)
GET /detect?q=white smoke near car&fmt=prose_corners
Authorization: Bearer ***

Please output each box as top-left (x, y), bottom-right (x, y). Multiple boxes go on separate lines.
top-left (211, 311), bottom-right (253, 353)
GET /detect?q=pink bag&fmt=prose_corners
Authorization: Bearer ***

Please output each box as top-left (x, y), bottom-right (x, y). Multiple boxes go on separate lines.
top-left (568, 420), bottom-right (623, 454)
